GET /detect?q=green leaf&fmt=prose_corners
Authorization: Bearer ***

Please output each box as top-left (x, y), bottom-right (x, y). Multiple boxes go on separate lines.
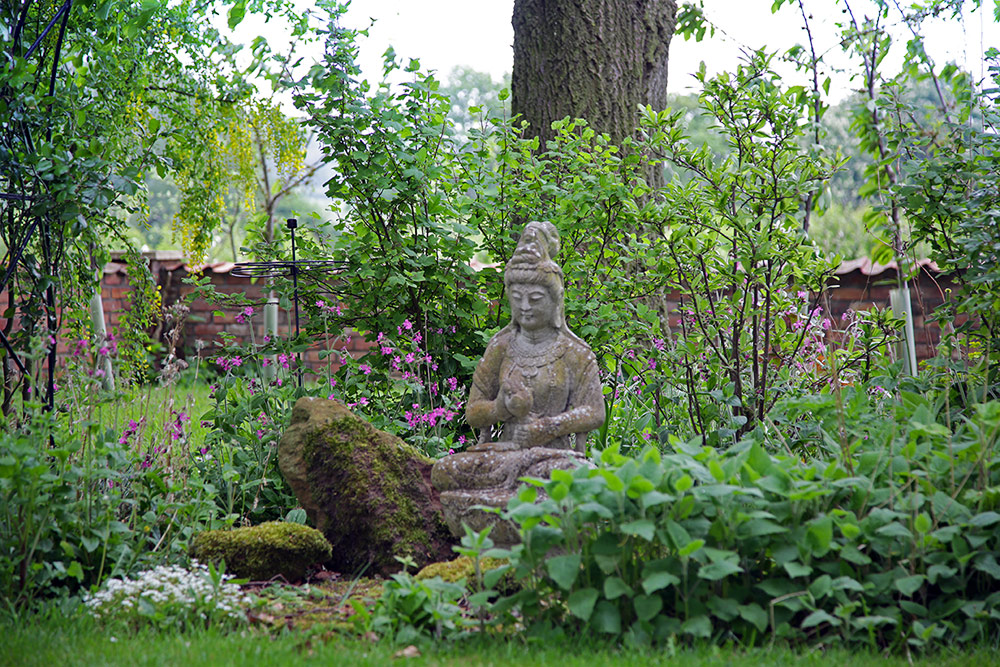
top-left (926, 564), bottom-right (956, 584)
top-left (681, 614), bottom-right (712, 638)
top-left (227, 0), bottom-right (246, 30)
top-left (707, 595), bottom-right (739, 621)
top-left (738, 603), bottom-right (768, 631)
top-left (740, 519), bottom-right (788, 537)
top-left (284, 508), bottom-right (307, 524)
top-left (600, 470), bottom-right (625, 492)
top-left (801, 609), bottom-right (840, 629)
top-left (894, 574), bottom-right (925, 596)
top-left (620, 519), bottom-right (655, 541)
top-left (914, 512), bottom-right (932, 534)
top-left (974, 554), bottom-right (1000, 579)
top-left (634, 594), bottom-right (664, 622)
top-left (568, 588), bottom-right (599, 621)
top-left (642, 570), bottom-right (680, 595)
top-left (698, 559), bottom-right (742, 581)
top-left (604, 577), bottom-right (634, 600)
top-left (666, 520), bottom-right (691, 550)
top-left (674, 474), bottom-right (693, 493)
top-left (640, 490), bottom-right (674, 509)
top-left (484, 564), bottom-right (512, 589)
top-left (876, 522), bottom-right (913, 539)
top-left (806, 515), bottom-right (833, 555)
top-left (545, 553), bottom-right (581, 590)
top-left (831, 576), bottom-right (865, 592)
top-left (66, 561), bottom-right (84, 582)
top-left (969, 511), bottom-right (1000, 528)
top-left (808, 574), bottom-right (833, 599)
top-left (679, 538), bottom-right (705, 558)
top-left (783, 561), bottom-right (813, 578)
top-left (591, 600), bottom-right (622, 634)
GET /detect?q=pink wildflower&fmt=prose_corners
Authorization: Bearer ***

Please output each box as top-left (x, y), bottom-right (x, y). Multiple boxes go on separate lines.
top-left (235, 306), bottom-right (254, 324)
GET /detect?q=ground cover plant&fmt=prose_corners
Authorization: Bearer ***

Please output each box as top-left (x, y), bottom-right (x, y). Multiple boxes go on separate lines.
top-left (490, 382), bottom-right (1000, 651)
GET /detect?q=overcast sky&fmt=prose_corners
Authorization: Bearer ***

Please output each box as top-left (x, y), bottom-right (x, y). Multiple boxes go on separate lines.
top-left (340, 0), bottom-right (999, 103)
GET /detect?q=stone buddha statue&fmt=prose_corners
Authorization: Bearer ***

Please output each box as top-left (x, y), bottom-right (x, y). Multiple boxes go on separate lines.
top-left (431, 221), bottom-right (606, 544)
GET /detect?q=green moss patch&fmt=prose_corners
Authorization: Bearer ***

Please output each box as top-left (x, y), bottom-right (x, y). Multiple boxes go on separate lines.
top-left (416, 555), bottom-right (515, 592)
top-left (190, 521), bottom-right (332, 582)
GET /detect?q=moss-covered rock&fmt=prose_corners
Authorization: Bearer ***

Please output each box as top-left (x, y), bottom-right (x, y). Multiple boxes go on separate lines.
top-left (190, 521), bottom-right (332, 582)
top-left (415, 555), bottom-right (514, 591)
top-left (277, 397), bottom-right (454, 576)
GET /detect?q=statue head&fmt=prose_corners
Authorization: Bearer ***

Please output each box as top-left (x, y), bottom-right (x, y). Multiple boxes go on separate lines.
top-left (504, 221), bottom-right (564, 332)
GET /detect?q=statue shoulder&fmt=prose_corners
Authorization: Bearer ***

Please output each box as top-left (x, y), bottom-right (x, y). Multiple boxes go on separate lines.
top-left (483, 325), bottom-right (516, 356)
top-left (559, 330), bottom-right (598, 363)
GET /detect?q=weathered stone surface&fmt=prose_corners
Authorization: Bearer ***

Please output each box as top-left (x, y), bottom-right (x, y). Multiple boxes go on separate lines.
top-left (431, 221), bottom-right (604, 545)
top-left (190, 521), bottom-right (332, 582)
top-left (278, 397), bottom-right (453, 576)
top-left (432, 442), bottom-right (588, 492)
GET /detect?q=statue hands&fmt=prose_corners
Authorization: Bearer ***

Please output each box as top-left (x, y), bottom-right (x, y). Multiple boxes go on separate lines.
top-left (500, 378), bottom-right (532, 420)
top-left (512, 414), bottom-right (553, 449)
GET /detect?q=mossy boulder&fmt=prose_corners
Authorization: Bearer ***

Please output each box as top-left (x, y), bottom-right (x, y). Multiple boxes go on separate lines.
top-left (190, 521), bottom-right (332, 582)
top-left (277, 397), bottom-right (454, 576)
top-left (415, 555), bottom-right (516, 592)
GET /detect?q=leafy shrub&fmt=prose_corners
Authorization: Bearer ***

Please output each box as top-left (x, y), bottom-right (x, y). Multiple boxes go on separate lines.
top-left (492, 389), bottom-right (1000, 651)
top-left (1, 332), bottom-right (222, 614)
top-left (0, 406), bottom-right (221, 615)
top-left (351, 557), bottom-right (472, 646)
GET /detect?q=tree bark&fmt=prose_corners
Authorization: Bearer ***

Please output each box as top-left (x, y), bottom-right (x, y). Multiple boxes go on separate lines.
top-left (512, 0), bottom-right (678, 147)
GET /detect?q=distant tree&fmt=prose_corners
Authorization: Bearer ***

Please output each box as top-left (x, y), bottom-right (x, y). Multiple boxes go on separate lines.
top-left (439, 66), bottom-right (511, 137)
top-left (511, 0), bottom-right (678, 146)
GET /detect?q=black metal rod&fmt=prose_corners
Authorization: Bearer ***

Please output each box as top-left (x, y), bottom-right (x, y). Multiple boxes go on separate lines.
top-left (23, 0), bottom-right (72, 61)
top-left (287, 218), bottom-right (302, 388)
top-left (46, 0), bottom-right (72, 113)
top-left (0, 329), bottom-right (28, 375)
top-left (12, 0), bottom-right (34, 49)
top-left (45, 283), bottom-right (55, 411)
top-left (0, 217), bottom-right (40, 294)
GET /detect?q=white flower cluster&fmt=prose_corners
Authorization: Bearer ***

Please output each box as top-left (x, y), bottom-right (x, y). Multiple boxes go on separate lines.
top-left (83, 561), bottom-right (252, 626)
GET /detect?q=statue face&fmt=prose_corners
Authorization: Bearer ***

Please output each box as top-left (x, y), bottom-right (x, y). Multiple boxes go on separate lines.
top-left (509, 283), bottom-right (555, 332)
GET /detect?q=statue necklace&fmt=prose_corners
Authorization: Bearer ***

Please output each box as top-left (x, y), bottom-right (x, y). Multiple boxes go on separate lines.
top-left (510, 331), bottom-right (560, 380)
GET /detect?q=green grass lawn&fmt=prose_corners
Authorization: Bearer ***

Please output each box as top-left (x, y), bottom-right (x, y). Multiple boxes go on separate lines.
top-left (3, 615), bottom-right (997, 667)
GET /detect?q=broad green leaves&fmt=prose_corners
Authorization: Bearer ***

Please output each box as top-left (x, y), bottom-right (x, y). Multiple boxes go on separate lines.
top-left (495, 384), bottom-right (1000, 650)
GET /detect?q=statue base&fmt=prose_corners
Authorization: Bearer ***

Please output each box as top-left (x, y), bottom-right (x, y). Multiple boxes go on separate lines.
top-left (431, 442), bottom-right (588, 545)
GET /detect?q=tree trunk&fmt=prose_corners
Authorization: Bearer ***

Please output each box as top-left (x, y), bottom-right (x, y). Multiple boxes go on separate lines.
top-left (512, 0), bottom-right (678, 147)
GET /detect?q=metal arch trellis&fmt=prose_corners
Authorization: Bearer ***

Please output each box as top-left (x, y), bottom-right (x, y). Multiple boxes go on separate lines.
top-left (1, 0), bottom-right (74, 411)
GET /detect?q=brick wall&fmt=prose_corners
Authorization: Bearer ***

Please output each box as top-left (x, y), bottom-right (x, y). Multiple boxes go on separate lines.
top-left (0, 252), bottom-right (961, 375)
